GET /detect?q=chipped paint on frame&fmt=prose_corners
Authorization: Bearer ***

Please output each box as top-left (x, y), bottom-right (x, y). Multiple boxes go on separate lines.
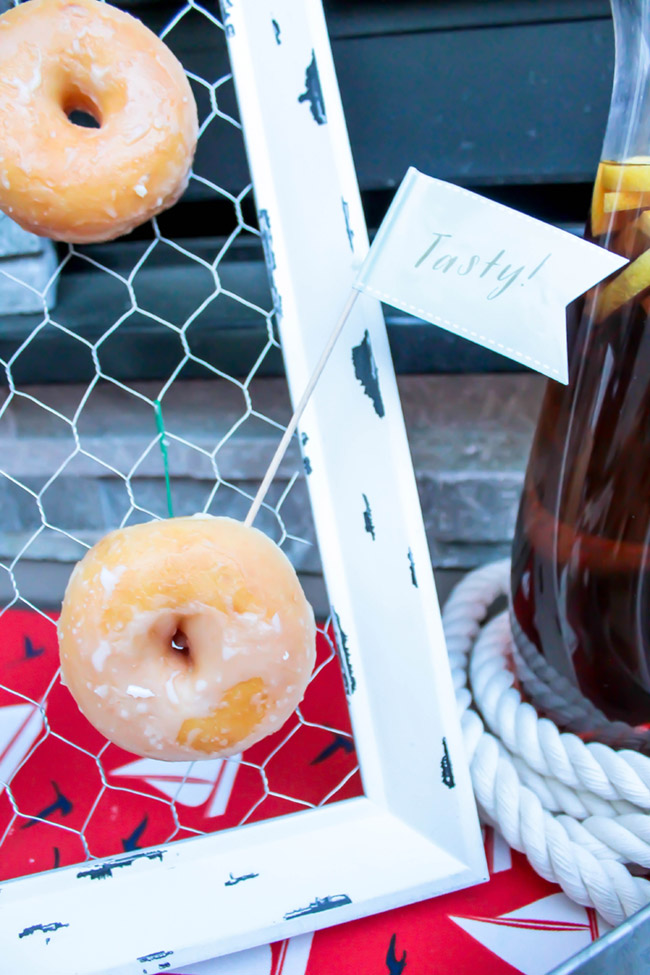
top-left (225, 871), bottom-right (260, 886)
top-left (298, 50), bottom-right (327, 123)
top-left (300, 431), bottom-right (313, 474)
top-left (342, 198), bottom-right (354, 250)
top-left (76, 850), bottom-right (164, 881)
top-left (362, 494), bottom-right (375, 540)
top-left (258, 207), bottom-right (284, 320)
top-left (441, 738), bottom-right (456, 789)
top-left (408, 549), bottom-right (418, 588)
top-left (137, 950), bottom-right (174, 964)
top-left (283, 893), bottom-right (352, 920)
top-left (352, 330), bottom-right (385, 418)
top-left (219, 0), bottom-right (235, 36)
top-left (332, 610), bottom-right (356, 696)
top-left (18, 922), bottom-right (69, 940)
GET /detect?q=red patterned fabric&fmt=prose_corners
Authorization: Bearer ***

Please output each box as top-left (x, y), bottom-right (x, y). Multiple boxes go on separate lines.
top-left (0, 610), bottom-right (361, 879)
top-left (0, 610), bottom-right (604, 974)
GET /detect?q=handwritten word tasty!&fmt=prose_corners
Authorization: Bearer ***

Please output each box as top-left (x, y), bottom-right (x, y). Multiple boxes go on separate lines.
top-left (414, 233), bottom-right (551, 300)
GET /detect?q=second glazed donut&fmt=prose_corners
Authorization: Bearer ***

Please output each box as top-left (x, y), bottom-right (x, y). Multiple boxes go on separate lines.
top-left (0, 0), bottom-right (198, 242)
top-left (58, 516), bottom-right (317, 761)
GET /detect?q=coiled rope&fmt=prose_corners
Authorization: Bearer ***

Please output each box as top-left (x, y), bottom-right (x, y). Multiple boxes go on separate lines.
top-left (443, 559), bottom-right (650, 925)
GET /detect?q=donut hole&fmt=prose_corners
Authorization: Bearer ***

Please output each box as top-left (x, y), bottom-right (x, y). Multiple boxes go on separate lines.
top-left (170, 628), bottom-right (191, 660)
top-left (143, 611), bottom-right (194, 666)
top-left (151, 609), bottom-right (222, 672)
top-left (67, 109), bottom-right (101, 129)
top-left (63, 87), bottom-right (102, 129)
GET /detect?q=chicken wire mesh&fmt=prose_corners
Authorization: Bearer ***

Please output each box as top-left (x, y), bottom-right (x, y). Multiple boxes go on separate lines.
top-left (0, 0), bottom-right (361, 884)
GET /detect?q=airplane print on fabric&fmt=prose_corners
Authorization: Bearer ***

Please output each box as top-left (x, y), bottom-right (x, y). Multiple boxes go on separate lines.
top-left (0, 612), bottom-right (611, 975)
top-left (0, 610), bottom-right (361, 882)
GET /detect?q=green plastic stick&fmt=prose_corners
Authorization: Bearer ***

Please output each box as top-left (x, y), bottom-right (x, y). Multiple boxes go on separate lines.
top-left (154, 399), bottom-right (174, 519)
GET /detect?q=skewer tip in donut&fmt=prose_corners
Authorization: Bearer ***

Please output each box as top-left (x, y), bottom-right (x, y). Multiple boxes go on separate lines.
top-left (58, 516), bottom-right (317, 760)
top-left (0, 0), bottom-right (198, 242)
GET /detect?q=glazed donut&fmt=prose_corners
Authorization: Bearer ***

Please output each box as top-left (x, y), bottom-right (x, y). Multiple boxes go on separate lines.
top-left (0, 0), bottom-right (198, 243)
top-left (58, 516), bottom-right (317, 760)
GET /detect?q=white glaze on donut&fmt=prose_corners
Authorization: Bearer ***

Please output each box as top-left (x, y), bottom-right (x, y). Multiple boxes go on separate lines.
top-left (0, 0), bottom-right (198, 242)
top-left (58, 516), bottom-right (317, 760)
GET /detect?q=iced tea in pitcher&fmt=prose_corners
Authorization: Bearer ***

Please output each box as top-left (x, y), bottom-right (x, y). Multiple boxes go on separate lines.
top-left (510, 0), bottom-right (650, 751)
top-left (511, 158), bottom-right (650, 750)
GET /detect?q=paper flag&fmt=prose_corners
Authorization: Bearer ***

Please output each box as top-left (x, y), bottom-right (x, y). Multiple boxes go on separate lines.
top-left (354, 168), bottom-right (628, 383)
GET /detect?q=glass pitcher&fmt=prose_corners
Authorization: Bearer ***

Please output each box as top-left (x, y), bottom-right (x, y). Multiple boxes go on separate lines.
top-left (510, 0), bottom-right (650, 753)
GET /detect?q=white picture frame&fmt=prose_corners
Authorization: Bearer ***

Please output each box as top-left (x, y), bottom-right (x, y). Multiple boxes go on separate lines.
top-left (0, 2), bottom-right (486, 972)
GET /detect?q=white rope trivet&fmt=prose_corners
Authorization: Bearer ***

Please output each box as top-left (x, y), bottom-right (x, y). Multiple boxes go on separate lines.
top-left (443, 559), bottom-right (650, 925)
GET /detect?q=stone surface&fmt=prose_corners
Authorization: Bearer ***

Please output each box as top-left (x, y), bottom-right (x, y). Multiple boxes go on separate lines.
top-left (0, 213), bottom-right (48, 258)
top-left (0, 374), bottom-right (545, 570)
top-left (0, 214), bottom-right (59, 313)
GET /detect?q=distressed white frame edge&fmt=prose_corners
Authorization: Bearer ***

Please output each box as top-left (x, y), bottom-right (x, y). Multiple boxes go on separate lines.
top-left (0, 798), bottom-right (479, 974)
top-left (223, 0), bottom-right (485, 871)
top-left (223, 0), bottom-right (487, 919)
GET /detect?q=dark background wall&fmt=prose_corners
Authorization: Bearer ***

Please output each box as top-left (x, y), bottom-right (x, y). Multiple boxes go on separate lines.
top-left (0, 0), bottom-right (616, 381)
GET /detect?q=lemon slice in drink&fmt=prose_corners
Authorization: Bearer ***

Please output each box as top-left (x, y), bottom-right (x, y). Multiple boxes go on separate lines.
top-left (601, 157), bottom-right (650, 192)
top-left (594, 248), bottom-right (650, 321)
top-left (604, 190), bottom-right (650, 212)
top-left (590, 166), bottom-right (631, 234)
